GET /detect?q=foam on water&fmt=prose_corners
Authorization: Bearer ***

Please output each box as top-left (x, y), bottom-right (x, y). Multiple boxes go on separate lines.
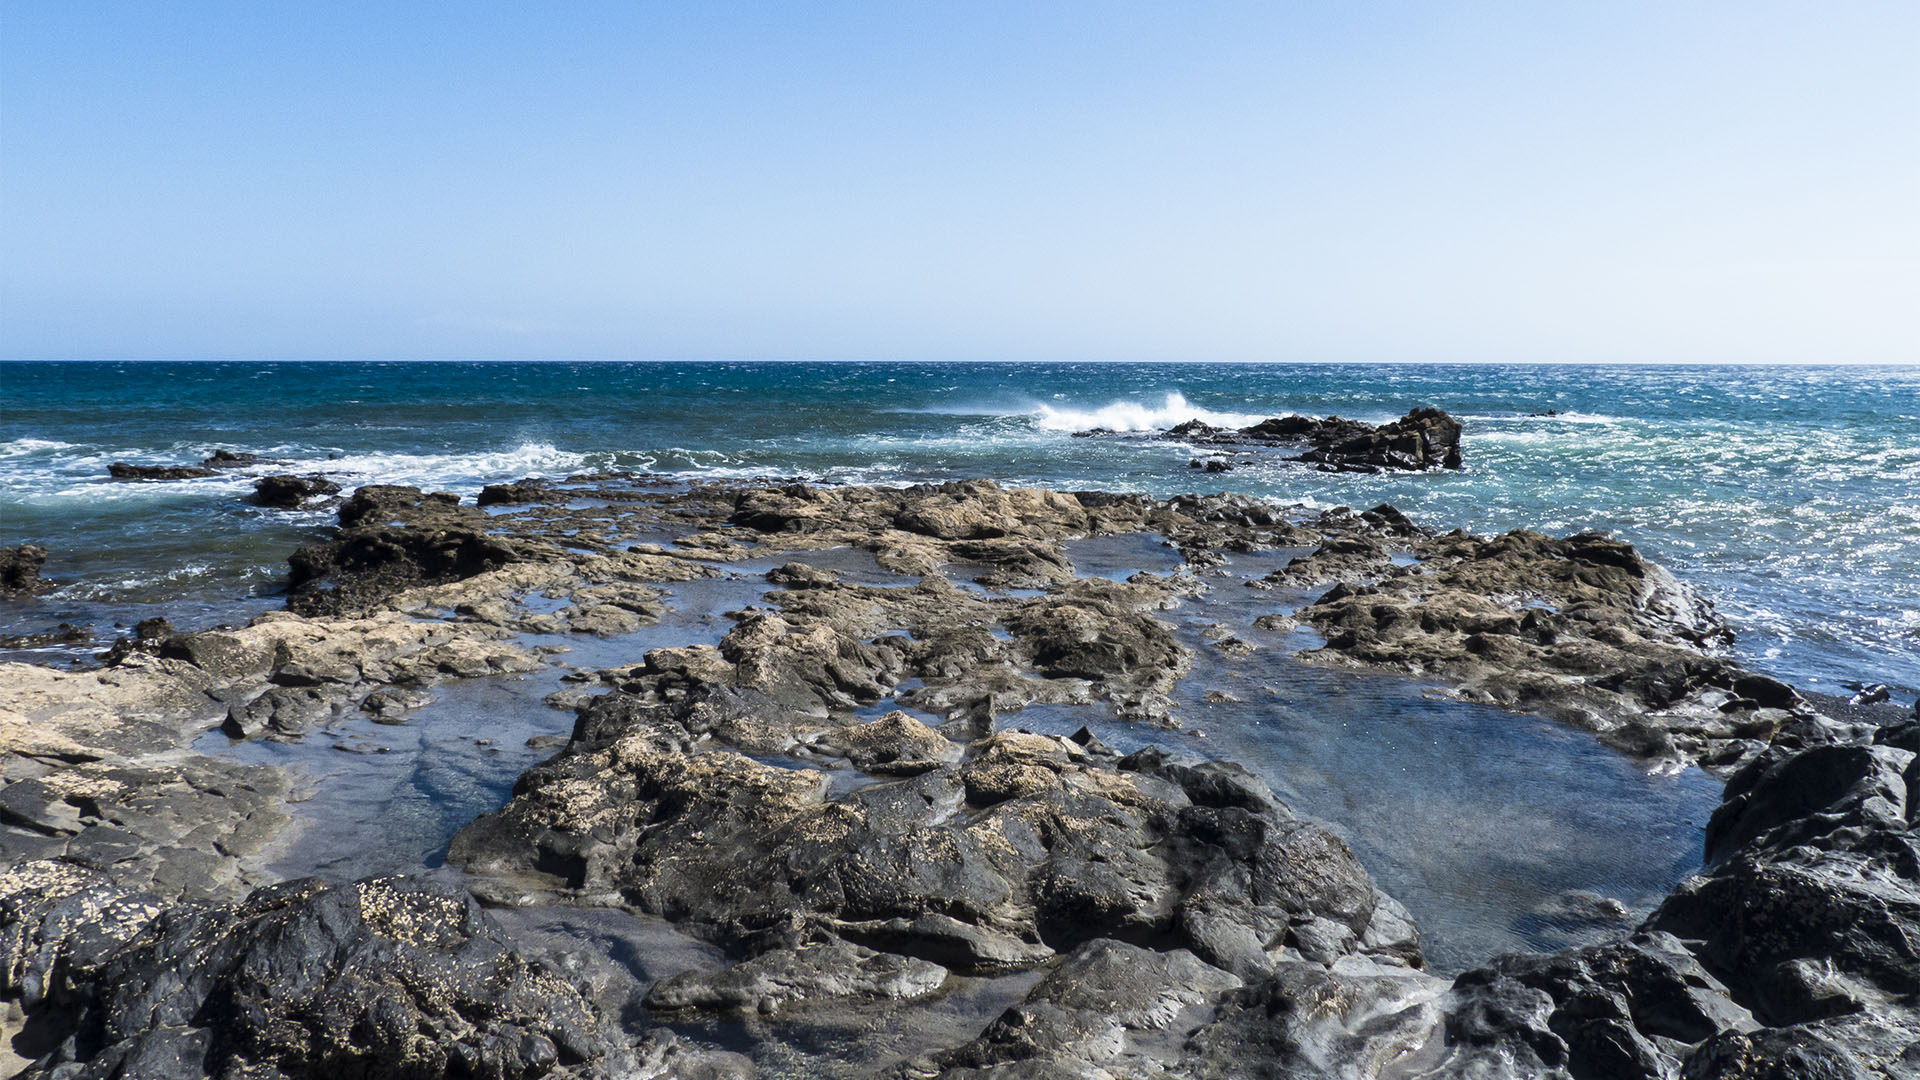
top-left (1031, 391), bottom-right (1269, 432)
top-left (4, 360), bottom-right (1917, 694)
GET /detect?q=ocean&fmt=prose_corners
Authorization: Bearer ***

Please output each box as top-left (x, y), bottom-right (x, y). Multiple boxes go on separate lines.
top-left (4, 360), bottom-right (1915, 695)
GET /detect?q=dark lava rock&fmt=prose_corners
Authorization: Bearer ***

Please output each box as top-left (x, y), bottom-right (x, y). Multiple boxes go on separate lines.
top-left (645, 939), bottom-right (948, 1015)
top-left (450, 688), bottom-right (1415, 983)
top-left (286, 485), bottom-right (553, 616)
top-left (0, 623), bottom-right (92, 649)
top-left (1287, 526), bottom-right (1821, 767)
top-left (1, 544), bottom-right (54, 599)
top-left (1297, 406), bottom-right (1464, 472)
top-left (1005, 583), bottom-right (1189, 687)
top-left (199, 449), bottom-right (267, 469)
top-left (106, 463), bottom-right (218, 480)
top-left (251, 474), bottom-right (341, 508)
top-left (1109, 407), bottom-right (1463, 472)
top-left (0, 865), bottom-right (648, 1079)
top-left (477, 479), bottom-right (569, 506)
top-left (335, 484), bottom-right (468, 529)
top-left (1646, 733), bottom-right (1920, 1031)
top-left (910, 938), bottom-right (1246, 1077)
top-left (1436, 933), bottom-right (1756, 1079)
top-left (1430, 723), bottom-right (1920, 1078)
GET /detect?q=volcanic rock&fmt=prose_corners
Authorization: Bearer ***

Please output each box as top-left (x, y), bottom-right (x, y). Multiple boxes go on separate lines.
top-left (0, 545), bottom-right (53, 600)
top-left (106, 463), bottom-right (216, 480)
top-left (199, 449), bottom-right (268, 469)
top-left (287, 485), bottom-right (558, 616)
top-left (251, 474), bottom-right (341, 508)
top-left (0, 866), bottom-right (656, 1079)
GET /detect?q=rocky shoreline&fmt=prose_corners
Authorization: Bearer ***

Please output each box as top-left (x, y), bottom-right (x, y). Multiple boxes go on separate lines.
top-left (3, 476), bottom-right (1915, 1077)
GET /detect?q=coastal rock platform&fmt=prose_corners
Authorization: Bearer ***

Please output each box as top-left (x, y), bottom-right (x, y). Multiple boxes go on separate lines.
top-left (3, 475), bottom-right (1914, 1077)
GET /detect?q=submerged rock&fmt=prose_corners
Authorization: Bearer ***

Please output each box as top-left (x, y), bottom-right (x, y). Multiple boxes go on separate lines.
top-left (0, 624), bottom-right (90, 650)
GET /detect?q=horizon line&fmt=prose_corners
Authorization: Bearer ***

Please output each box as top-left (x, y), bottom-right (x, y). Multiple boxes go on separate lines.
top-left (5, 357), bottom-right (1917, 368)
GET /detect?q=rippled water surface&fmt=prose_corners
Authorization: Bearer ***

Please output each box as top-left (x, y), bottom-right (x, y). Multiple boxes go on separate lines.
top-left (5, 361), bottom-right (1914, 693)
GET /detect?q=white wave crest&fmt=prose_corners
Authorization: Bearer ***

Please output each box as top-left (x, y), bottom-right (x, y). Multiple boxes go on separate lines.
top-left (0, 437), bottom-right (78, 457)
top-left (1031, 392), bottom-right (1268, 432)
top-left (314, 442), bottom-right (591, 488)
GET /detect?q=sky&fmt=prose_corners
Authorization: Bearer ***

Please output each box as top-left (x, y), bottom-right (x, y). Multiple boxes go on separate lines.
top-left (1, 2), bottom-right (1915, 363)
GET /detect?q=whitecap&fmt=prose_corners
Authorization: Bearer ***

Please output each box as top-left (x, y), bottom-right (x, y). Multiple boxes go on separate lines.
top-left (1031, 392), bottom-right (1268, 432)
top-left (303, 442), bottom-right (593, 489)
top-left (0, 437), bottom-right (79, 457)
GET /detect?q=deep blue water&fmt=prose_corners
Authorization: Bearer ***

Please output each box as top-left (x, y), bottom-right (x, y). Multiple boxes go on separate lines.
top-left (4, 360), bottom-right (1915, 695)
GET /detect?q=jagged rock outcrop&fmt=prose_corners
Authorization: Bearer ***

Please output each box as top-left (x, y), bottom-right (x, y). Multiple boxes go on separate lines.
top-left (1083, 407), bottom-right (1464, 472)
top-left (251, 474), bottom-right (341, 508)
top-left (0, 546), bottom-right (53, 600)
top-left (1288, 527), bottom-right (1839, 769)
top-left (287, 485), bottom-right (561, 616)
top-left (451, 688), bottom-right (1419, 991)
top-left (0, 864), bottom-right (718, 1079)
top-left (1297, 407), bottom-right (1464, 472)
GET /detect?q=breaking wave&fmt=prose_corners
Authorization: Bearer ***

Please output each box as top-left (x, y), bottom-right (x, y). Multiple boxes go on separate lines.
top-left (1031, 392), bottom-right (1267, 432)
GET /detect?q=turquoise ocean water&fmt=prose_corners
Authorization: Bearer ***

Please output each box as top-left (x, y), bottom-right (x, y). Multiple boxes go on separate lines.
top-left (3, 360), bottom-right (1917, 696)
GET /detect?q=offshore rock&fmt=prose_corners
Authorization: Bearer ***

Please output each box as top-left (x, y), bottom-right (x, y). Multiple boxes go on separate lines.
top-left (251, 473), bottom-right (341, 508)
top-left (105, 462), bottom-right (217, 480)
top-left (0, 545), bottom-right (53, 600)
top-left (199, 449), bottom-right (269, 469)
top-left (1099, 407), bottom-right (1464, 472)
top-left (1, 866), bottom-right (661, 1079)
top-left (0, 624), bottom-right (92, 649)
top-left (1296, 406), bottom-right (1464, 472)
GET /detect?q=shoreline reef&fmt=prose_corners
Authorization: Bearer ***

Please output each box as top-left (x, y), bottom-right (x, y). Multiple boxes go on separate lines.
top-left (3, 475), bottom-right (1915, 1078)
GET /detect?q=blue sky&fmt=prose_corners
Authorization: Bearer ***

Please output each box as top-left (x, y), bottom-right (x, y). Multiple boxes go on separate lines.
top-left (2, 2), bottom-right (1914, 362)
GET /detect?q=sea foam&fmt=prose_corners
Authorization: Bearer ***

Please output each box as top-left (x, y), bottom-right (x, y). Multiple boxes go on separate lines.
top-left (1031, 392), bottom-right (1267, 432)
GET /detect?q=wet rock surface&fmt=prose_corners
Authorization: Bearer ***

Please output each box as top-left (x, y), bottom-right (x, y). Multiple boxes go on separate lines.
top-left (0, 624), bottom-right (90, 650)
top-left (286, 485), bottom-right (565, 616)
top-left (0, 864), bottom-right (736, 1079)
top-left (5, 474), bottom-right (1915, 1076)
top-left (1283, 525), bottom-right (1834, 770)
top-left (452, 689), bottom-right (1413, 983)
top-left (106, 462), bottom-right (218, 480)
top-left (0, 546), bottom-right (53, 601)
top-left (1081, 406), bottom-right (1464, 472)
top-left (251, 473), bottom-right (341, 508)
